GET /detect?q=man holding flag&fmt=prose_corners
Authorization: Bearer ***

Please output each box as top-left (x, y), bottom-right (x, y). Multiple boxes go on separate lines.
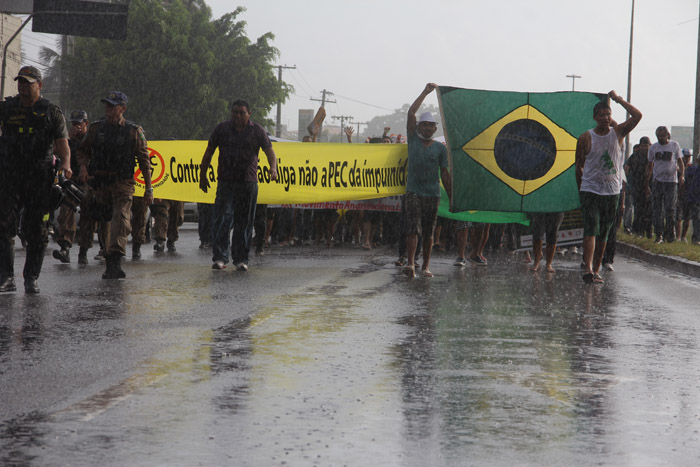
top-left (575, 91), bottom-right (641, 284)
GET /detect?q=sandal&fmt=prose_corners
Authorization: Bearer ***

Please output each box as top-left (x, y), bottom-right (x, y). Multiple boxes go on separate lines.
top-left (402, 265), bottom-right (415, 278)
top-left (394, 256), bottom-right (407, 266)
top-left (582, 272), bottom-right (594, 284)
top-left (421, 269), bottom-right (434, 277)
top-left (593, 273), bottom-right (604, 284)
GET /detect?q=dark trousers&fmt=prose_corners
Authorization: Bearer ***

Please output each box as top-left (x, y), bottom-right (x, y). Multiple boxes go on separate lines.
top-left (211, 181), bottom-right (258, 265)
top-left (652, 180), bottom-right (677, 240)
top-left (0, 171), bottom-right (52, 282)
top-left (631, 189), bottom-right (652, 237)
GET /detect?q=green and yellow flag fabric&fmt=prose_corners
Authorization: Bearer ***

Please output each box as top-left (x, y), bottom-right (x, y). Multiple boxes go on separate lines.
top-left (437, 87), bottom-right (605, 213)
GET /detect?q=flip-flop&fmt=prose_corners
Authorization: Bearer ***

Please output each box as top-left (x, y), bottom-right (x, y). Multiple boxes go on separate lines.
top-left (421, 269), bottom-right (434, 277)
top-left (593, 273), bottom-right (604, 284)
top-left (403, 265), bottom-right (415, 278)
top-left (582, 272), bottom-right (594, 284)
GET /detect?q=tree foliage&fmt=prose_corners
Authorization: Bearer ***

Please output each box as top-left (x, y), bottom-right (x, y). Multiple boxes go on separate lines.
top-left (55, 1), bottom-right (290, 140)
top-left (363, 103), bottom-right (443, 141)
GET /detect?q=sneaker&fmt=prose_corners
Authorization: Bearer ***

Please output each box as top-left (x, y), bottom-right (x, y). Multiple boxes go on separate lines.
top-left (469, 256), bottom-right (487, 266)
top-left (78, 248), bottom-right (88, 265)
top-left (236, 263), bottom-right (248, 272)
top-left (94, 250), bottom-right (105, 261)
top-left (52, 248), bottom-right (70, 263)
top-left (212, 261), bottom-right (226, 270)
top-left (479, 255), bottom-right (488, 264)
top-left (603, 263), bottom-right (614, 271)
top-left (255, 246), bottom-right (264, 256)
top-left (453, 257), bottom-right (466, 267)
top-left (655, 236), bottom-right (664, 244)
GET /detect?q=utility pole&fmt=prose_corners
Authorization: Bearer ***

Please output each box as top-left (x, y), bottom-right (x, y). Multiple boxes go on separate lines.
top-left (310, 89), bottom-right (336, 139)
top-left (274, 64), bottom-right (295, 138)
top-left (332, 115), bottom-right (353, 142)
top-left (625, 0), bottom-right (635, 158)
top-left (354, 121), bottom-right (368, 143)
top-left (566, 74), bottom-right (581, 91)
top-left (694, 0), bottom-right (700, 159)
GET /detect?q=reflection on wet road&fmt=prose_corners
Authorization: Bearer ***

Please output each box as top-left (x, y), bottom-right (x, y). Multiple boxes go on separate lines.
top-left (2, 227), bottom-right (700, 466)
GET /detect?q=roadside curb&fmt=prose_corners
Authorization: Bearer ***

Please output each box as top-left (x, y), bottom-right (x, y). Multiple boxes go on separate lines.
top-left (618, 242), bottom-right (700, 279)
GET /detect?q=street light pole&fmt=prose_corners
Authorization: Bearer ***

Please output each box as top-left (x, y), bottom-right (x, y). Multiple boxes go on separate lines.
top-left (625, 0), bottom-right (635, 158)
top-left (694, 0), bottom-right (700, 159)
top-left (566, 74), bottom-right (581, 91)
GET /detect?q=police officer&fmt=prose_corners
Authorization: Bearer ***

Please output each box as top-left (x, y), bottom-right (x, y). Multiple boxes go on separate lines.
top-left (76, 91), bottom-right (154, 279)
top-left (0, 66), bottom-right (71, 293)
top-left (52, 110), bottom-right (89, 263)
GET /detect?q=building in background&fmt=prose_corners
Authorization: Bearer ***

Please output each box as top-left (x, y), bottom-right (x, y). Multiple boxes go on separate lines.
top-left (1, 13), bottom-right (22, 99)
top-left (672, 126), bottom-right (693, 151)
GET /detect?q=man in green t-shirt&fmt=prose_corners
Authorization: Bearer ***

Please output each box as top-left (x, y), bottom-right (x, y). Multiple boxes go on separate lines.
top-left (403, 83), bottom-right (452, 278)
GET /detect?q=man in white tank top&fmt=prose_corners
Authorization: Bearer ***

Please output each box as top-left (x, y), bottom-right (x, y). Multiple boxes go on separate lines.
top-left (575, 91), bottom-right (642, 284)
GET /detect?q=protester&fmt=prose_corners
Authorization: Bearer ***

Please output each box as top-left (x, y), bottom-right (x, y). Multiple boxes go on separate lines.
top-left (0, 66), bottom-right (71, 293)
top-left (403, 83), bottom-right (452, 278)
top-left (624, 137), bottom-right (652, 238)
top-left (575, 90), bottom-right (641, 284)
top-left (77, 91), bottom-right (154, 279)
top-left (199, 99), bottom-right (278, 271)
top-left (646, 126), bottom-right (684, 243)
top-left (152, 199), bottom-right (185, 252)
top-left (529, 213), bottom-right (565, 272)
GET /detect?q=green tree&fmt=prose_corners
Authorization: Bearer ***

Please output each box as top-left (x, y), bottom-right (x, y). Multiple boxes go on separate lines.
top-left (55, 1), bottom-right (290, 140)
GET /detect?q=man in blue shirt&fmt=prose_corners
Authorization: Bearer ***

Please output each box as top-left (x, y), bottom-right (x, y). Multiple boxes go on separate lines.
top-left (403, 83), bottom-right (452, 278)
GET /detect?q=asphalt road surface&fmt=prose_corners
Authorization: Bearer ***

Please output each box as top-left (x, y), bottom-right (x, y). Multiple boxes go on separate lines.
top-left (2, 225), bottom-right (700, 466)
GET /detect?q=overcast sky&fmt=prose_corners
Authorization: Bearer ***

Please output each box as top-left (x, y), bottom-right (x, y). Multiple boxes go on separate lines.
top-left (21, 0), bottom-right (700, 145)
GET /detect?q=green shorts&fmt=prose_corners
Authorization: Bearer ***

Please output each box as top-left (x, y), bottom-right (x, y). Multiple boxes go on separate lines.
top-left (579, 191), bottom-right (620, 240)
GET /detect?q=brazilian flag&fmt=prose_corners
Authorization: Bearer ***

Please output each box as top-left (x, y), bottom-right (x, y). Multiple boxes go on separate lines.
top-left (437, 87), bottom-right (606, 213)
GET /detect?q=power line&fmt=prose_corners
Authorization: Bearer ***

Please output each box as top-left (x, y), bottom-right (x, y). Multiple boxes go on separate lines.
top-left (333, 93), bottom-right (394, 112)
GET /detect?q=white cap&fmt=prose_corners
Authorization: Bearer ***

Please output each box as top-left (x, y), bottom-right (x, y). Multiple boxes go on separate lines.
top-left (418, 112), bottom-right (437, 124)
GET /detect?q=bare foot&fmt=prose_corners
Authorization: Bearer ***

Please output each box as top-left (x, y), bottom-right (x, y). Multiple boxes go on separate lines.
top-left (546, 265), bottom-right (555, 272)
top-left (524, 251), bottom-right (532, 263)
top-left (530, 263), bottom-right (540, 272)
top-left (421, 268), bottom-right (434, 277)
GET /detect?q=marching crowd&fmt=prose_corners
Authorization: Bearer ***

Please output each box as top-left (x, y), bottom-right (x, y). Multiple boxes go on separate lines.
top-left (2, 67), bottom-right (700, 293)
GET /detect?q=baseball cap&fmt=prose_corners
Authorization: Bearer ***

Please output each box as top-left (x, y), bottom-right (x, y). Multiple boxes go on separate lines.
top-left (418, 112), bottom-right (437, 124)
top-left (639, 136), bottom-right (651, 145)
top-left (70, 110), bottom-right (88, 123)
top-left (101, 91), bottom-right (128, 106)
top-left (682, 148), bottom-right (691, 157)
top-left (14, 65), bottom-right (42, 83)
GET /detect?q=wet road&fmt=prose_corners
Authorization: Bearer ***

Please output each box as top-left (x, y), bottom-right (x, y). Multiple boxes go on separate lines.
top-left (2, 225), bottom-right (700, 466)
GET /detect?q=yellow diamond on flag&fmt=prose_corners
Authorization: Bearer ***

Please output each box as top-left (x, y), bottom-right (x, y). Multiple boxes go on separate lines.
top-left (462, 105), bottom-right (577, 196)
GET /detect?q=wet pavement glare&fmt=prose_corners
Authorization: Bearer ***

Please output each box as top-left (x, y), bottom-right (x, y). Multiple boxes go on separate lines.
top-left (2, 226), bottom-right (700, 466)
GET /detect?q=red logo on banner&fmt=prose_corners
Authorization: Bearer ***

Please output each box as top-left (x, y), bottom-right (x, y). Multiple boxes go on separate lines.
top-left (135, 147), bottom-right (166, 184)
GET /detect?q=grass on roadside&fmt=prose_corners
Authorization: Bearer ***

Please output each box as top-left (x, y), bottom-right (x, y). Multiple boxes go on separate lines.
top-left (618, 228), bottom-right (700, 263)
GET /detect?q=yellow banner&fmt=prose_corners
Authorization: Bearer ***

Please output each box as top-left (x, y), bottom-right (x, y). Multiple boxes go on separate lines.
top-left (134, 141), bottom-right (408, 204)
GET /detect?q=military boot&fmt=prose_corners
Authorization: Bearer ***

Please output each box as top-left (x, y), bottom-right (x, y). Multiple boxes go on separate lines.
top-left (132, 243), bottom-right (142, 259)
top-left (0, 276), bottom-right (16, 293)
top-left (78, 247), bottom-right (88, 265)
top-left (154, 240), bottom-right (165, 252)
top-left (0, 239), bottom-right (15, 292)
top-left (102, 253), bottom-right (126, 280)
top-left (23, 244), bottom-right (45, 294)
top-left (52, 247), bottom-right (70, 263)
top-left (166, 240), bottom-right (176, 252)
